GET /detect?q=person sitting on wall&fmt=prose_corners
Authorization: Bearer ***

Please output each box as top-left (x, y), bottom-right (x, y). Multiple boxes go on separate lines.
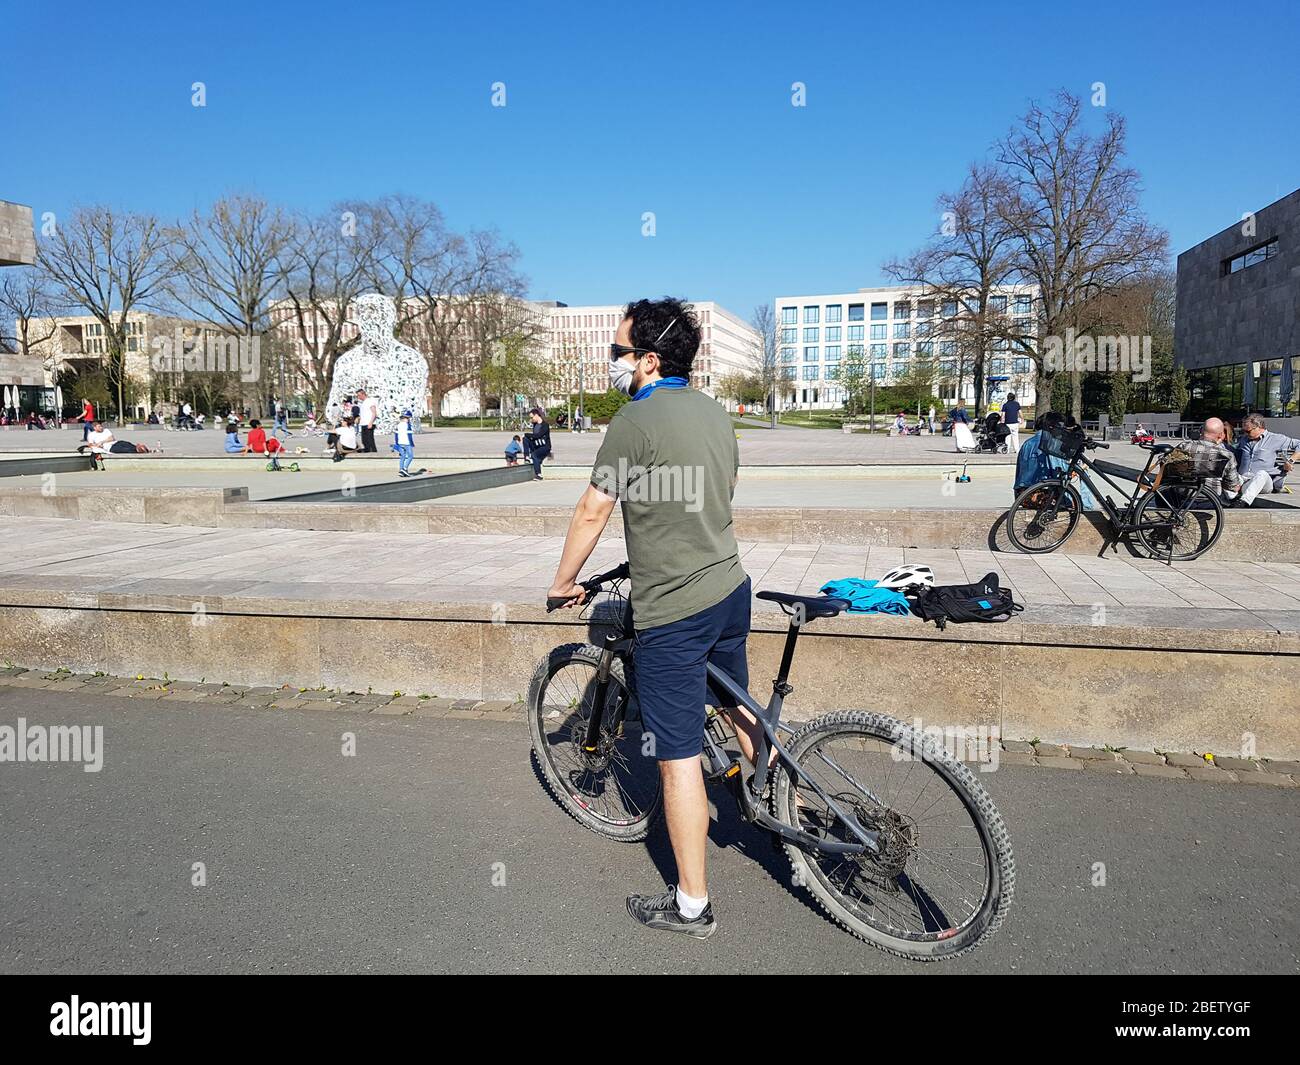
top-left (1229, 413), bottom-right (1300, 507)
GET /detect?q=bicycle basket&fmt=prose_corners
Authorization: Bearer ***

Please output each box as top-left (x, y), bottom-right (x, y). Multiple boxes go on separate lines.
top-left (1038, 425), bottom-right (1088, 462)
top-left (1160, 443), bottom-right (1229, 485)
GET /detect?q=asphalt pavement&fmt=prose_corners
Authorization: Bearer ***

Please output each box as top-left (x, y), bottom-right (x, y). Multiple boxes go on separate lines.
top-left (1, 686), bottom-right (1295, 974)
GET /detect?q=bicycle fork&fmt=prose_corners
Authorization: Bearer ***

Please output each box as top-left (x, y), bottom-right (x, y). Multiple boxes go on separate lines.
top-left (581, 629), bottom-right (622, 754)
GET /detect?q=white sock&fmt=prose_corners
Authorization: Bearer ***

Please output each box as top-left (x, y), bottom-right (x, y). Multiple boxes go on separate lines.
top-left (676, 887), bottom-right (708, 919)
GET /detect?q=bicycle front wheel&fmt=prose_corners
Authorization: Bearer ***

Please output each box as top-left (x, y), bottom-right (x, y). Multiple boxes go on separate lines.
top-left (1006, 480), bottom-right (1082, 553)
top-left (1135, 483), bottom-right (1224, 561)
top-left (772, 711), bottom-right (1014, 962)
top-left (527, 643), bottom-right (661, 841)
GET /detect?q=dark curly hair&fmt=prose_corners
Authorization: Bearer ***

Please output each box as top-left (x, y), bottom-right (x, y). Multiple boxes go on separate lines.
top-left (623, 297), bottom-right (701, 379)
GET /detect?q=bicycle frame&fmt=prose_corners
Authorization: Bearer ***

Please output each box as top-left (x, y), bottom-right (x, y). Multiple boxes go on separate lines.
top-left (579, 596), bottom-right (883, 858)
top-left (1045, 447), bottom-right (1204, 545)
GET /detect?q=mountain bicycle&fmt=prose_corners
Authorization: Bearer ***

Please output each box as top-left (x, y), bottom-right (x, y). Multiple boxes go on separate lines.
top-left (1006, 429), bottom-right (1226, 562)
top-left (528, 563), bottom-right (1015, 962)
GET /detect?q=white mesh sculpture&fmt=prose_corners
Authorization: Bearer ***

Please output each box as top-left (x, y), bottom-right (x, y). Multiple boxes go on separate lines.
top-left (325, 293), bottom-right (429, 432)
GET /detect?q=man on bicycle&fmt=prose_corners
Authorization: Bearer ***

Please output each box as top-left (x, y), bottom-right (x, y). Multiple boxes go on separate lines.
top-left (547, 297), bottom-right (758, 940)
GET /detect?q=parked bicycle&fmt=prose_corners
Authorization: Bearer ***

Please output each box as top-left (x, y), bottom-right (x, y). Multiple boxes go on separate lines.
top-left (529, 563), bottom-right (1015, 962)
top-left (1006, 427), bottom-right (1225, 562)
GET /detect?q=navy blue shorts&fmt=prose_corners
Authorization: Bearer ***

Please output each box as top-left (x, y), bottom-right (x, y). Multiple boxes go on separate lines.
top-left (633, 577), bottom-right (751, 761)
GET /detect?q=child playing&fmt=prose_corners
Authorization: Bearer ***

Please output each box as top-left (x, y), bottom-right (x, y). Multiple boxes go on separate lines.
top-left (505, 435), bottom-right (523, 466)
top-left (392, 410), bottom-right (416, 476)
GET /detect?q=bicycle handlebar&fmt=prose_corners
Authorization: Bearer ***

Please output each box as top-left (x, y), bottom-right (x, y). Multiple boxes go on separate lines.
top-left (1085, 438), bottom-right (1110, 450)
top-left (546, 561), bottom-right (631, 612)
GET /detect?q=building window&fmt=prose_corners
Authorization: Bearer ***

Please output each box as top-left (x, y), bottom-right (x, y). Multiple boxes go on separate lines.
top-left (894, 342), bottom-right (911, 359)
top-left (917, 341), bottom-right (933, 357)
top-left (824, 326), bottom-right (841, 342)
top-left (825, 304), bottom-right (842, 323)
top-left (780, 347), bottom-right (795, 363)
top-left (848, 303), bottom-right (865, 321)
top-left (870, 324), bottom-right (887, 340)
top-left (893, 322), bottom-right (910, 339)
top-left (802, 365), bottom-right (819, 381)
top-left (781, 306), bottom-right (797, 324)
top-left (1014, 294), bottom-right (1032, 314)
top-left (991, 359), bottom-right (1007, 375)
top-left (872, 363), bottom-right (887, 380)
top-left (940, 341), bottom-right (957, 356)
top-left (803, 327), bottom-right (818, 342)
top-left (825, 367), bottom-right (840, 381)
top-left (917, 300), bottom-right (933, 319)
top-left (804, 306), bottom-right (819, 323)
top-left (915, 320), bottom-right (932, 338)
top-left (781, 366), bottom-right (796, 380)
top-left (990, 294), bottom-right (1007, 313)
top-left (781, 327), bottom-right (796, 343)
top-left (847, 325), bottom-right (864, 341)
top-left (941, 300), bottom-right (957, 318)
top-left (824, 345), bottom-right (841, 362)
top-left (847, 344), bottom-right (864, 356)
top-left (870, 302), bottom-right (887, 321)
top-left (893, 301), bottom-right (910, 319)
top-left (870, 343), bottom-right (887, 359)
top-left (1013, 358), bottom-right (1030, 374)
top-left (804, 346), bottom-right (818, 361)
top-left (939, 359), bottom-right (956, 375)
top-left (1225, 238), bottom-right (1279, 274)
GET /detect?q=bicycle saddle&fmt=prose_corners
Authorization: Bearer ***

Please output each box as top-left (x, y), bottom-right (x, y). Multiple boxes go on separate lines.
top-left (756, 590), bottom-right (850, 619)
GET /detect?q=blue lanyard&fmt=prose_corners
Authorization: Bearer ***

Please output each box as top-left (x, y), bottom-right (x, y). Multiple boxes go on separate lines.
top-left (632, 376), bottom-right (688, 402)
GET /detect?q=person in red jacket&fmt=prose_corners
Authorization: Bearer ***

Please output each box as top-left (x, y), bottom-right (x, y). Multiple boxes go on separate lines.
top-left (76, 399), bottom-right (95, 441)
top-left (243, 420), bottom-right (282, 456)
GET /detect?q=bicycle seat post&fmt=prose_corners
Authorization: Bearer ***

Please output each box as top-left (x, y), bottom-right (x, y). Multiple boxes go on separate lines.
top-left (772, 612), bottom-right (802, 704)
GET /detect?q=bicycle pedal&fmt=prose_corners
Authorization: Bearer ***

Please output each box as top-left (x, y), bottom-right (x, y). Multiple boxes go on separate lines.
top-left (705, 758), bottom-right (742, 784)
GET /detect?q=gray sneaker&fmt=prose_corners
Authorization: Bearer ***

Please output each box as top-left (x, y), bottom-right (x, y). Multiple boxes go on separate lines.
top-left (626, 887), bottom-right (717, 940)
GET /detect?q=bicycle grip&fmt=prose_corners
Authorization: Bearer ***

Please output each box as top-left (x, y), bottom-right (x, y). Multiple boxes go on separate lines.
top-left (546, 596), bottom-right (581, 613)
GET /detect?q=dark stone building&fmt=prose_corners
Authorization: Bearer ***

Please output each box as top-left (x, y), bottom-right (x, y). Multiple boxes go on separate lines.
top-left (0, 200), bottom-right (35, 267)
top-left (1175, 187), bottom-right (1299, 414)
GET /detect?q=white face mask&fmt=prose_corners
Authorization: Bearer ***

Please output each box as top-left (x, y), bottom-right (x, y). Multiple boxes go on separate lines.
top-left (609, 356), bottom-right (637, 396)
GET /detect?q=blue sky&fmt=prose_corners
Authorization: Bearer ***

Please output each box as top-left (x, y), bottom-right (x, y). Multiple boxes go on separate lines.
top-left (3, 0), bottom-right (1297, 319)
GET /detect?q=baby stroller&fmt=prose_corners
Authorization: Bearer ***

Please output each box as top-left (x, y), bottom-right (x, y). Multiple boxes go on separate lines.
top-left (970, 412), bottom-right (1011, 454)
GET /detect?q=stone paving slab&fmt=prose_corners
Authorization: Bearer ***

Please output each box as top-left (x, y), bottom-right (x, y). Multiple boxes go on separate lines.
top-left (1, 665), bottom-right (1291, 791)
top-left (4, 518), bottom-right (1300, 643)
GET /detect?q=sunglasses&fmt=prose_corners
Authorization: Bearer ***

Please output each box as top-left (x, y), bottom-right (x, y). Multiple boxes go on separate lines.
top-left (609, 316), bottom-right (680, 362)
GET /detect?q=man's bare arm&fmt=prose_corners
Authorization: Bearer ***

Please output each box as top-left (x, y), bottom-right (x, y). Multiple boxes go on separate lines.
top-left (547, 484), bottom-right (618, 606)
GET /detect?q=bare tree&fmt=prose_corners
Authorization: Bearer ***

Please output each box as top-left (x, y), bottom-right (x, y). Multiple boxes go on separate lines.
top-left (38, 206), bottom-right (175, 424)
top-left (166, 194), bottom-right (291, 414)
top-left (367, 198), bottom-right (529, 423)
top-left (885, 163), bottom-right (1020, 416)
top-left (0, 266), bottom-right (64, 391)
top-left (996, 91), bottom-right (1168, 417)
top-left (748, 304), bottom-right (781, 427)
top-left (271, 205), bottom-right (380, 411)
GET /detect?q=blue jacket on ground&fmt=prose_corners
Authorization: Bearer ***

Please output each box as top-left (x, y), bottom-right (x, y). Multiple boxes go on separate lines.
top-left (819, 579), bottom-right (911, 616)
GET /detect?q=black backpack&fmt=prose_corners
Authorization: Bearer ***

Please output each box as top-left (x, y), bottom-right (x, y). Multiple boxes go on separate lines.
top-left (907, 572), bottom-right (1023, 630)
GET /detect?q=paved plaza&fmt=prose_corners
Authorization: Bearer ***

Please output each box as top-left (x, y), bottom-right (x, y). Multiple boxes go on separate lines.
top-left (5, 516), bottom-right (1300, 627)
top-left (0, 423), bottom-right (1018, 465)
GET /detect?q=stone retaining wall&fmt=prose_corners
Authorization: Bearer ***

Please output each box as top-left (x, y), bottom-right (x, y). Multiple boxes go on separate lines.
top-left (1, 594), bottom-right (1296, 759)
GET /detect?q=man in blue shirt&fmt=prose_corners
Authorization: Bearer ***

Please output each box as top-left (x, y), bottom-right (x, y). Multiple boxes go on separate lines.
top-left (1232, 413), bottom-right (1300, 506)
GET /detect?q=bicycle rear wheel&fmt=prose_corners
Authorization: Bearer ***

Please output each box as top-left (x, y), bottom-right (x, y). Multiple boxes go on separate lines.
top-left (1135, 483), bottom-right (1224, 561)
top-left (771, 711), bottom-right (1013, 961)
top-left (1006, 480), bottom-right (1082, 553)
top-left (527, 643), bottom-right (661, 841)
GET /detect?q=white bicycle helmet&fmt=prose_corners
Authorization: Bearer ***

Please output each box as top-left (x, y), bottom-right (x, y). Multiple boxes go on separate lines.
top-left (876, 564), bottom-right (935, 591)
